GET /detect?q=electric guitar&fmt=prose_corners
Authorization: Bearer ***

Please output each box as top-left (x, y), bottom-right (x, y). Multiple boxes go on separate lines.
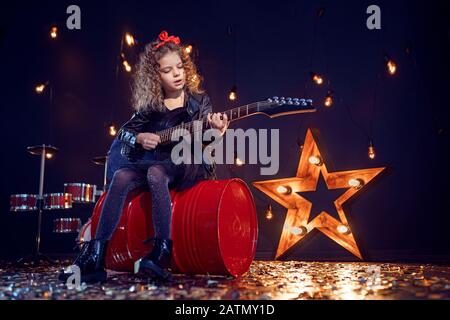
top-left (109, 97), bottom-right (316, 169)
top-left (156, 96), bottom-right (315, 144)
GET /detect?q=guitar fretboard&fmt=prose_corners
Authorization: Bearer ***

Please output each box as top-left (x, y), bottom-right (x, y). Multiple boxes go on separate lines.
top-left (156, 102), bottom-right (262, 144)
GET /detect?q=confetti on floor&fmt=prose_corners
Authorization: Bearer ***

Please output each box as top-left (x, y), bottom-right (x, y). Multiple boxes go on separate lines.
top-left (1, 260), bottom-right (449, 300)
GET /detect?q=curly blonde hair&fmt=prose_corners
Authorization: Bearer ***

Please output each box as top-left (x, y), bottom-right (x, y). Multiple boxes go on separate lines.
top-left (131, 38), bottom-right (204, 113)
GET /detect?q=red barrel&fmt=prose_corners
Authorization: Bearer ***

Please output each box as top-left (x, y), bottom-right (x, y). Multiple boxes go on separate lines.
top-left (90, 178), bottom-right (257, 278)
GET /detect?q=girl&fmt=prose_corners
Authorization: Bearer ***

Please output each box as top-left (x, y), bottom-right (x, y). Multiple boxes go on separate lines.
top-left (59, 30), bottom-right (229, 283)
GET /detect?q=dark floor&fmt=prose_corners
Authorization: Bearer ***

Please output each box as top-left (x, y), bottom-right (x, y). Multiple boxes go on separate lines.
top-left (1, 260), bottom-right (450, 300)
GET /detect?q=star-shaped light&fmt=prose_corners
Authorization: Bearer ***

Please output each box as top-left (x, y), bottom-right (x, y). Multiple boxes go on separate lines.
top-left (252, 129), bottom-right (385, 259)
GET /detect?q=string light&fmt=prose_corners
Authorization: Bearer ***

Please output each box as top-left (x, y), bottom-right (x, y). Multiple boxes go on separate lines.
top-left (235, 157), bottom-right (244, 166)
top-left (35, 81), bottom-right (50, 94)
top-left (384, 56), bottom-right (397, 75)
top-left (324, 91), bottom-right (334, 107)
top-left (311, 72), bottom-right (324, 85)
top-left (184, 45), bottom-right (193, 55)
top-left (108, 124), bottom-right (117, 136)
top-left (368, 140), bottom-right (376, 160)
top-left (50, 26), bottom-right (58, 39)
top-left (35, 84), bottom-right (46, 94)
top-left (265, 204), bottom-right (274, 220)
top-left (229, 85), bottom-right (237, 101)
top-left (123, 60), bottom-right (132, 72)
top-left (120, 53), bottom-right (132, 72)
top-left (125, 33), bottom-right (135, 46)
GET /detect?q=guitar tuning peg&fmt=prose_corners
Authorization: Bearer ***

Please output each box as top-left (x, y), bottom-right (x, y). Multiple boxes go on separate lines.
top-left (280, 97), bottom-right (285, 100)
top-left (287, 100), bottom-right (293, 105)
top-left (267, 98), bottom-right (273, 103)
top-left (273, 96), bottom-right (279, 100)
top-left (306, 99), bottom-right (313, 104)
top-left (293, 98), bottom-right (299, 102)
top-left (286, 97), bottom-right (292, 101)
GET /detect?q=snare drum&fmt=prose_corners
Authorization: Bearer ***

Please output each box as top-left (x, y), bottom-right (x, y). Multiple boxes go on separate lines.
top-left (53, 218), bottom-right (82, 233)
top-left (43, 193), bottom-right (73, 210)
top-left (64, 183), bottom-right (97, 203)
top-left (10, 194), bottom-right (38, 212)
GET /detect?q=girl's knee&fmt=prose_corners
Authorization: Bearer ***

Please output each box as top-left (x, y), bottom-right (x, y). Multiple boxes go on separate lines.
top-left (112, 168), bottom-right (139, 187)
top-left (147, 165), bottom-right (169, 186)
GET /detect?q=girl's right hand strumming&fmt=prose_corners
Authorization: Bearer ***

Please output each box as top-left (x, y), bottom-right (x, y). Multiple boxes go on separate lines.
top-left (137, 133), bottom-right (161, 150)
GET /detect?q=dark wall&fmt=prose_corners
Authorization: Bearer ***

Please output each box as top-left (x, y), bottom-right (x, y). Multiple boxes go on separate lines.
top-left (1, 0), bottom-right (449, 261)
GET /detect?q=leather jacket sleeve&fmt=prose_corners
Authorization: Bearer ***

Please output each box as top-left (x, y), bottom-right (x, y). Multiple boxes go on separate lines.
top-left (117, 110), bottom-right (151, 160)
top-left (198, 94), bottom-right (222, 180)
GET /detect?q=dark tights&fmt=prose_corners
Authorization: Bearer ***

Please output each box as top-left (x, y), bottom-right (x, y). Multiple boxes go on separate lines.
top-left (95, 164), bottom-right (175, 241)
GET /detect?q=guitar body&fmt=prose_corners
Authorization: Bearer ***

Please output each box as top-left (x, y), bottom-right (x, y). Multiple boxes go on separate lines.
top-left (139, 107), bottom-right (195, 161)
top-left (106, 107), bottom-right (194, 184)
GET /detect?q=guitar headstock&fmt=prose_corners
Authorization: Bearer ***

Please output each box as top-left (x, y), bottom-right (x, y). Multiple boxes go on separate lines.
top-left (258, 96), bottom-right (316, 118)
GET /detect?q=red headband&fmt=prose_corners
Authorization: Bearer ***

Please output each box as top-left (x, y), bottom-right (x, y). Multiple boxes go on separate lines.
top-left (154, 30), bottom-right (181, 49)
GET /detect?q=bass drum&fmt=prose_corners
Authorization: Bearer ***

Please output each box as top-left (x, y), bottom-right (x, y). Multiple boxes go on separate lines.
top-left (90, 178), bottom-right (258, 278)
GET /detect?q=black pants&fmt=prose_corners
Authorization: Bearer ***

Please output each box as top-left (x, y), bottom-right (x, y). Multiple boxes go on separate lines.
top-left (95, 164), bottom-right (177, 241)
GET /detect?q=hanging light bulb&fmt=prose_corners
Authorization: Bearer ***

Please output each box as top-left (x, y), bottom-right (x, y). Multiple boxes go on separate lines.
top-left (50, 26), bottom-right (58, 39)
top-left (125, 32), bottom-right (135, 46)
top-left (311, 72), bottom-right (324, 85)
top-left (324, 91), bottom-right (333, 107)
top-left (45, 153), bottom-right (53, 159)
top-left (184, 45), bottom-right (193, 55)
top-left (384, 56), bottom-right (397, 75)
top-left (235, 157), bottom-right (244, 166)
top-left (265, 204), bottom-right (274, 220)
top-left (35, 84), bottom-right (46, 94)
top-left (35, 81), bottom-right (49, 94)
top-left (120, 53), bottom-right (132, 72)
top-left (123, 60), bottom-right (132, 72)
top-left (108, 124), bottom-right (117, 136)
top-left (368, 140), bottom-right (376, 160)
top-left (308, 155), bottom-right (323, 166)
top-left (229, 85), bottom-right (237, 101)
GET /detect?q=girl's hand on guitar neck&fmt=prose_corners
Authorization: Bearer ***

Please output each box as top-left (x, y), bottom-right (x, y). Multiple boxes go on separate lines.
top-left (136, 133), bottom-right (161, 150)
top-left (207, 112), bottom-right (230, 136)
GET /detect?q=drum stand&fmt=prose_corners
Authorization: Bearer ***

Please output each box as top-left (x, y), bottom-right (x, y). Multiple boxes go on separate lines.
top-left (92, 155), bottom-right (108, 192)
top-left (16, 145), bottom-right (58, 265)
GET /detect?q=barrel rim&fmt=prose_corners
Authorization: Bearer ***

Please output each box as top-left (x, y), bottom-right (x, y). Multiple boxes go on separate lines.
top-left (216, 178), bottom-right (258, 277)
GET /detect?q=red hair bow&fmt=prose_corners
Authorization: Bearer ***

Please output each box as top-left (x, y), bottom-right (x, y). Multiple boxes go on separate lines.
top-left (154, 30), bottom-right (181, 49)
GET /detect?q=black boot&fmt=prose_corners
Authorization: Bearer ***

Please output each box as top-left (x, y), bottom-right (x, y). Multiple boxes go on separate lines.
top-left (58, 239), bottom-right (108, 284)
top-left (134, 237), bottom-right (173, 281)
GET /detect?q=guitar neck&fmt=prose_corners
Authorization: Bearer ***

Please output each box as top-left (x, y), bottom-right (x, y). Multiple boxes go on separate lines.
top-left (156, 98), bottom-right (315, 144)
top-left (155, 102), bottom-right (262, 144)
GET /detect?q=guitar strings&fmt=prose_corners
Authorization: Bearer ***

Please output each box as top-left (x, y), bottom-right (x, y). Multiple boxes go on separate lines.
top-left (156, 102), bottom-right (261, 143)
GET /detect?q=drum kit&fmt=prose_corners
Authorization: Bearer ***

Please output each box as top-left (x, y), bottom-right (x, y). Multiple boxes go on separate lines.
top-left (10, 144), bottom-right (108, 264)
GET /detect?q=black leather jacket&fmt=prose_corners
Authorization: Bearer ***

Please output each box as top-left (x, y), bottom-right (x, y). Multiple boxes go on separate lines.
top-left (116, 91), bottom-right (219, 191)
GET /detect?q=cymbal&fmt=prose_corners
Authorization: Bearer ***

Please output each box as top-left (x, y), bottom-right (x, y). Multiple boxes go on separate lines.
top-left (92, 156), bottom-right (107, 166)
top-left (27, 145), bottom-right (59, 156)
